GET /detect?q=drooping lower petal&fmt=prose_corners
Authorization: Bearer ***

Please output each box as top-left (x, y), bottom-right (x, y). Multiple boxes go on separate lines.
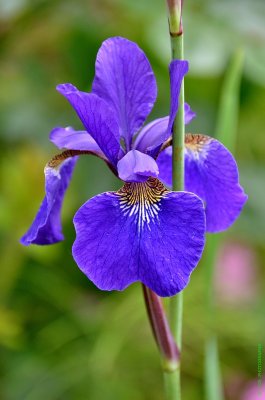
top-left (50, 126), bottom-right (105, 157)
top-left (57, 84), bottom-right (122, 165)
top-left (134, 103), bottom-right (195, 154)
top-left (72, 178), bottom-right (205, 297)
top-left (92, 37), bottom-right (157, 150)
top-left (117, 150), bottom-right (159, 182)
top-left (20, 157), bottom-right (77, 245)
top-left (157, 134), bottom-right (248, 232)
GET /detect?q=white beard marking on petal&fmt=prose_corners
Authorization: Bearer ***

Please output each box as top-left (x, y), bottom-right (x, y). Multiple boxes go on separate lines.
top-left (117, 178), bottom-right (168, 233)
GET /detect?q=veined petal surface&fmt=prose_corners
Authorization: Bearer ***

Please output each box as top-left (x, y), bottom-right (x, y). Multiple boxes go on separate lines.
top-left (57, 84), bottom-right (121, 165)
top-left (157, 134), bottom-right (248, 232)
top-left (117, 150), bottom-right (159, 182)
top-left (50, 126), bottom-right (104, 157)
top-left (92, 37), bottom-right (157, 150)
top-left (72, 178), bottom-right (205, 297)
top-left (21, 157), bottom-right (77, 245)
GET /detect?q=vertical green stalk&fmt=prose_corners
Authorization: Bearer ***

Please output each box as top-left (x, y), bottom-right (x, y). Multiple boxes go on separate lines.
top-left (169, 32), bottom-right (185, 350)
top-left (164, 368), bottom-right (181, 400)
top-left (163, 8), bottom-right (185, 399)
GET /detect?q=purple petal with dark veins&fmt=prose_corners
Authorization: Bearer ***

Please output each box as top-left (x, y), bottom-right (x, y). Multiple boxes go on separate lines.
top-left (157, 134), bottom-right (248, 232)
top-left (72, 178), bottom-right (205, 297)
top-left (92, 37), bottom-right (157, 150)
top-left (57, 84), bottom-right (122, 165)
top-left (117, 150), bottom-right (159, 182)
top-left (134, 103), bottom-right (195, 153)
top-left (20, 157), bottom-right (77, 245)
top-left (50, 126), bottom-right (105, 156)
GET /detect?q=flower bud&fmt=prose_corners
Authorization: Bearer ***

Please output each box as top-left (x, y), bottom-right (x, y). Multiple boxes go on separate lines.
top-left (166, 0), bottom-right (183, 36)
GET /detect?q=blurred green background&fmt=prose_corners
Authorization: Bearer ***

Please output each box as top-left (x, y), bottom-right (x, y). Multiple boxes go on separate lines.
top-left (0, 0), bottom-right (265, 399)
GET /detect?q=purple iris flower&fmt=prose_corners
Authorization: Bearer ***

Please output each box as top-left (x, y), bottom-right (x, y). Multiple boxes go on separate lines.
top-left (21, 37), bottom-right (246, 297)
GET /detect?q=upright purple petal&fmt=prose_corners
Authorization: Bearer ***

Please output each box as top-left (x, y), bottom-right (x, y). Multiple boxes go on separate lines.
top-left (134, 117), bottom-right (169, 153)
top-left (72, 178), bottom-right (205, 297)
top-left (92, 37), bottom-right (157, 150)
top-left (134, 103), bottom-right (195, 153)
top-left (117, 150), bottom-right (159, 182)
top-left (166, 60), bottom-right (189, 141)
top-left (21, 157), bottom-right (77, 245)
top-left (134, 57), bottom-right (190, 157)
top-left (57, 84), bottom-right (122, 165)
top-left (157, 134), bottom-right (248, 232)
top-left (50, 126), bottom-right (105, 157)
top-left (143, 60), bottom-right (188, 157)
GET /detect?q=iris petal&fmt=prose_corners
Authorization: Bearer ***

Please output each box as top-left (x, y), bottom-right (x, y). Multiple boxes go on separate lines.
top-left (145, 60), bottom-right (188, 157)
top-left (56, 84), bottom-right (121, 165)
top-left (156, 146), bottom-right (173, 186)
top-left (167, 60), bottom-right (190, 140)
top-left (72, 178), bottom-right (205, 297)
top-left (50, 126), bottom-right (105, 157)
top-left (117, 150), bottom-right (159, 182)
top-left (134, 117), bottom-right (169, 153)
top-left (134, 103), bottom-right (195, 153)
top-left (157, 134), bottom-right (248, 232)
top-left (21, 157), bottom-right (77, 245)
top-left (92, 37), bottom-right (157, 151)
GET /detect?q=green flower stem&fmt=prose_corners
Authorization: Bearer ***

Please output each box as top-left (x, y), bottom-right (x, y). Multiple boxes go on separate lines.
top-left (163, 30), bottom-right (185, 400)
top-left (171, 34), bottom-right (185, 191)
top-left (164, 369), bottom-right (181, 400)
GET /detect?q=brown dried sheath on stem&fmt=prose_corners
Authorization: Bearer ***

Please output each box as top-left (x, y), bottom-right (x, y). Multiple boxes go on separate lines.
top-left (142, 285), bottom-right (180, 372)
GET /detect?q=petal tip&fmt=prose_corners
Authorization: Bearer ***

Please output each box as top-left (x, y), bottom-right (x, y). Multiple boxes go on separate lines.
top-left (56, 83), bottom-right (78, 95)
top-left (169, 59), bottom-right (189, 73)
top-left (20, 230), bottom-right (64, 246)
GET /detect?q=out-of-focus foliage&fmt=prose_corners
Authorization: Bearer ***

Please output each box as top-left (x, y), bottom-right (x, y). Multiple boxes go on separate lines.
top-left (0, 1), bottom-right (265, 399)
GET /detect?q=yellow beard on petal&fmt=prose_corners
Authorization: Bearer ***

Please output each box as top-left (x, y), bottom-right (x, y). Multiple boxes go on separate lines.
top-left (185, 133), bottom-right (211, 152)
top-left (117, 178), bottom-right (169, 232)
